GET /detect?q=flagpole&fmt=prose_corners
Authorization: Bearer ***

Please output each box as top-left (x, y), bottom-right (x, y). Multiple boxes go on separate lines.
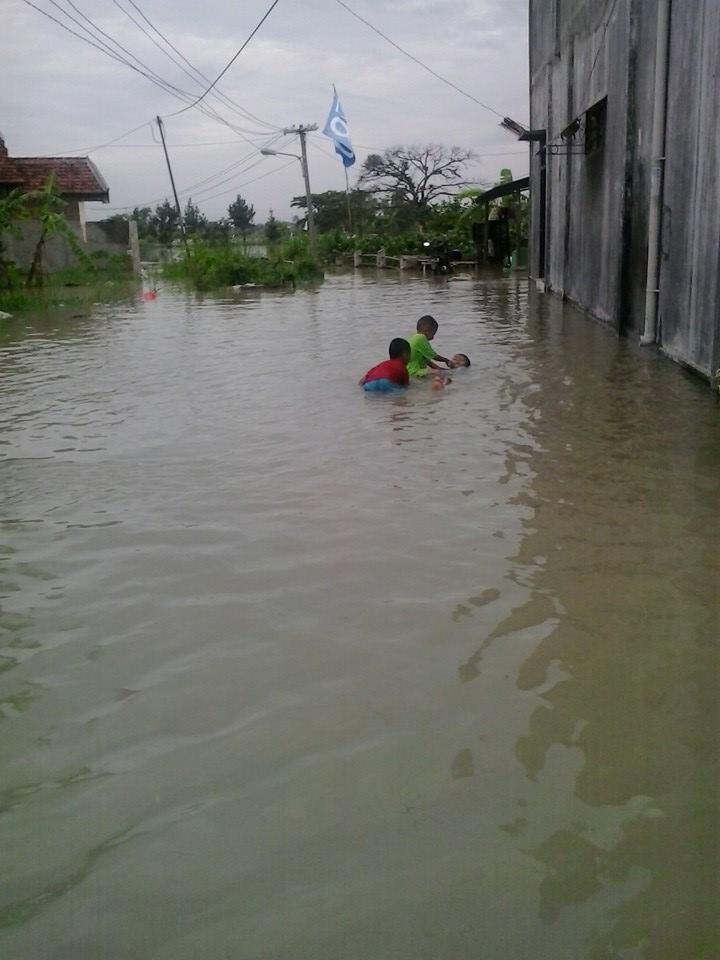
top-left (344, 165), bottom-right (352, 235)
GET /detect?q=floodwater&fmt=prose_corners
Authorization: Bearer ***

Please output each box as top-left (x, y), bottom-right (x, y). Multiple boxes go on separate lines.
top-left (0, 273), bottom-right (718, 960)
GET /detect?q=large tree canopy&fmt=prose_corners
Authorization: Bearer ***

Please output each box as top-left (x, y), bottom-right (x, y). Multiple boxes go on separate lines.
top-left (290, 189), bottom-right (378, 232)
top-left (358, 145), bottom-right (476, 207)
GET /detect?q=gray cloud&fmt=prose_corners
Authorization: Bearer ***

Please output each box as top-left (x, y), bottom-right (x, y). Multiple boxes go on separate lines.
top-left (3, 0), bottom-right (529, 220)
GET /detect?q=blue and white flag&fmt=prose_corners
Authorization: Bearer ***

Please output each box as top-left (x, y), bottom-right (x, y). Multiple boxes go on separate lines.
top-left (322, 89), bottom-right (355, 168)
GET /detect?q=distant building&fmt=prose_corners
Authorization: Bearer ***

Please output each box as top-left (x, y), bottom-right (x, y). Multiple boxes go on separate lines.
top-left (0, 135), bottom-right (109, 240)
top-left (526, 1), bottom-right (720, 382)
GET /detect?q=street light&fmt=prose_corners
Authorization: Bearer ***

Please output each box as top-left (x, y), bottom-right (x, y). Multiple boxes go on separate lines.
top-left (260, 148), bottom-right (301, 160)
top-left (259, 130), bottom-right (318, 262)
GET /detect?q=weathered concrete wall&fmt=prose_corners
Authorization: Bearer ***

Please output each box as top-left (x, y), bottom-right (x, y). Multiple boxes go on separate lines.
top-left (529, 0), bottom-right (720, 381)
top-left (530, 0), bottom-right (633, 328)
top-left (657, 0), bottom-right (720, 376)
top-left (3, 218), bottom-right (131, 273)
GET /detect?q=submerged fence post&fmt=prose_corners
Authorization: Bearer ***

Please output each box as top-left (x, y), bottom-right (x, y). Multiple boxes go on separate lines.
top-left (354, 249), bottom-right (362, 268)
top-left (376, 248), bottom-right (386, 269)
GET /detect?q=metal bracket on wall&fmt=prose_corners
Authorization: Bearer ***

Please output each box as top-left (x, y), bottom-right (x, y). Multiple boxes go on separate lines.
top-left (545, 144), bottom-right (586, 156)
top-left (543, 115), bottom-right (587, 156)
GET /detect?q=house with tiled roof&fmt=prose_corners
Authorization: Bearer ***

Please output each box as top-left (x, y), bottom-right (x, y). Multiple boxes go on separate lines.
top-left (0, 135), bottom-right (109, 239)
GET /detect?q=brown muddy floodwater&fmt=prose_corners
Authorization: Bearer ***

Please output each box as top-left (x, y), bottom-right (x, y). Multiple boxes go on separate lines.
top-left (0, 272), bottom-right (718, 960)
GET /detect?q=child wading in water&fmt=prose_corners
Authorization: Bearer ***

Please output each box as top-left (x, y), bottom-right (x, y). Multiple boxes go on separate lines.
top-left (406, 315), bottom-right (452, 378)
top-left (359, 338), bottom-right (411, 393)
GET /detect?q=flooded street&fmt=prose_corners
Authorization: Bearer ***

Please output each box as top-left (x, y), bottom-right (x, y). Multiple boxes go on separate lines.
top-left (0, 272), bottom-right (718, 960)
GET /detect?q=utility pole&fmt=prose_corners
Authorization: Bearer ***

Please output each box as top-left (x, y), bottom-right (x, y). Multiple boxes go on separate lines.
top-left (283, 124), bottom-right (318, 261)
top-left (156, 116), bottom-right (190, 260)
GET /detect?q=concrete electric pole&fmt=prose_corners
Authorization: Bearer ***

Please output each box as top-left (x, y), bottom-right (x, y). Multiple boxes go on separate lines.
top-left (282, 124), bottom-right (318, 261)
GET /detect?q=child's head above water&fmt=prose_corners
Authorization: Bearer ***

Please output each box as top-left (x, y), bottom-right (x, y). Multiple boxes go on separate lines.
top-left (416, 315), bottom-right (439, 340)
top-left (449, 353), bottom-right (471, 368)
top-left (389, 337), bottom-right (411, 364)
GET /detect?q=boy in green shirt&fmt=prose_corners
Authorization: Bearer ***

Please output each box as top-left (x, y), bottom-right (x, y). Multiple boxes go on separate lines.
top-left (407, 315), bottom-right (451, 377)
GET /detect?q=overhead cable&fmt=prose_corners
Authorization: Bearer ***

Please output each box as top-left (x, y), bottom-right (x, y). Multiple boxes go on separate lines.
top-left (53, 0), bottom-right (276, 139)
top-left (333, 0), bottom-right (507, 120)
top-left (196, 158), bottom-right (297, 205)
top-left (115, 0), bottom-right (282, 131)
top-left (163, 0), bottom-right (282, 118)
top-left (21, 1), bottom-right (276, 147)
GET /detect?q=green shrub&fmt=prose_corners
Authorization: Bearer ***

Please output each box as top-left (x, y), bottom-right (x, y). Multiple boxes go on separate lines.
top-left (162, 239), bottom-right (322, 291)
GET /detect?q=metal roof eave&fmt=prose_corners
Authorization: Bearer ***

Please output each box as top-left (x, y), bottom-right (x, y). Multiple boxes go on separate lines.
top-left (474, 176), bottom-right (530, 204)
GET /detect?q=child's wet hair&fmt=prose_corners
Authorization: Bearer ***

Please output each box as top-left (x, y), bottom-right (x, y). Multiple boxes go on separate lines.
top-left (389, 337), bottom-right (411, 359)
top-left (417, 315), bottom-right (438, 335)
top-left (455, 353), bottom-right (471, 367)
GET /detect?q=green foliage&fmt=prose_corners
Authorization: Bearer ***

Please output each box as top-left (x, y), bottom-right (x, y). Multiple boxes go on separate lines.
top-left (152, 200), bottom-right (180, 244)
top-left (227, 194), bottom-right (255, 237)
top-left (132, 206), bottom-right (156, 238)
top-left (264, 210), bottom-right (284, 246)
top-left (203, 218), bottom-right (232, 243)
top-left (183, 198), bottom-right (207, 236)
top-left (24, 175), bottom-right (83, 285)
top-left (162, 232), bottom-right (322, 292)
top-left (0, 179), bottom-right (134, 313)
top-left (291, 189), bottom-right (377, 233)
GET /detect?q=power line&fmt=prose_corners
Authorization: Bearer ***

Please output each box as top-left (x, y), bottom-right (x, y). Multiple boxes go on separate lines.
top-left (308, 133), bottom-right (528, 159)
top-left (70, 139), bottom-right (267, 150)
top-left (333, 0), bottom-right (507, 120)
top-left (56, 0), bottom-right (275, 141)
top-left (97, 156), bottom-right (296, 212)
top-left (32, 121), bottom-right (154, 157)
top-left (197, 158), bottom-right (297, 205)
top-left (23, 1), bottom-right (212, 109)
top-left (163, 0), bottom-right (282, 118)
top-left (46, 0), bottom-right (193, 100)
top-left (110, 0), bottom-right (280, 134)
top-left (96, 138), bottom-right (286, 211)
top-left (116, 0), bottom-right (282, 131)
top-left (21, 1), bottom-right (276, 148)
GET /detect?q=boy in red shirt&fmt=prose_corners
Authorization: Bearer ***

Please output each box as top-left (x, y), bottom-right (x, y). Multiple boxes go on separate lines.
top-left (359, 338), bottom-right (411, 393)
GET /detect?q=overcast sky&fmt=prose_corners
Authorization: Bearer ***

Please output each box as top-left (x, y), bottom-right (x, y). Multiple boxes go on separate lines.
top-left (3, 0), bottom-right (529, 222)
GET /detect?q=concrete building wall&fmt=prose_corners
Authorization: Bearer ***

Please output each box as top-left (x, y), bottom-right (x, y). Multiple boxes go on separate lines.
top-left (529, 0), bottom-right (720, 381)
top-left (657, 0), bottom-right (720, 376)
top-left (3, 218), bottom-right (131, 273)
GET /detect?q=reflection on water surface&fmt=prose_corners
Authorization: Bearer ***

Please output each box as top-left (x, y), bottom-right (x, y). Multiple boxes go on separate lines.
top-left (0, 273), bottom-right (718, 959)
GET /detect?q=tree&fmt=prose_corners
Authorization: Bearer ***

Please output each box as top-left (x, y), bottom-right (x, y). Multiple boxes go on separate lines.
top-left (290, 189), bottom-right (377, 233)
top-left (227, 194), bottom-right (255, 242)
top-left (358, 145), bottom-right (475, 208)
top-left (132, 206), bottom-right (155, 239)
top-left (265, 209), bottom-right (281, 246)
top-left (25, 176), bottom-right (90, 286)
top-left (183, 197), bottom-right (207, 236)
top-left (153, 200), bottom-right (179, 245)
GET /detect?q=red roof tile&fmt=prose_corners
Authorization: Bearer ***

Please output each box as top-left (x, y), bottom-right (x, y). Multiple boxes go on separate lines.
top-left (0, 156), bottom-right (109, 201)
top-left (0, 155), bottom-right (24, 184)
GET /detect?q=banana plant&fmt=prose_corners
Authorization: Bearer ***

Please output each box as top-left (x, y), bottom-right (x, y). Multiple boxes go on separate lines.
top-left (26, 176), bottom-right (91, 286)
